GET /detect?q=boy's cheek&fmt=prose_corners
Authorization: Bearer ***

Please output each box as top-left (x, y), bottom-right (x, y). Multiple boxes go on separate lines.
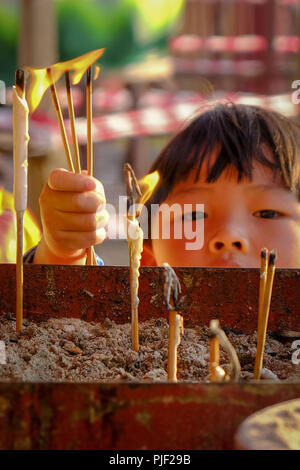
top-left (152, 238), bottom-right (200, 266)
top-left (258, 221), bottom-right (300, 268)
top-left (281, 223), bottom-right (300, 268)
top-left (151, 216), bottom-right (206, 266)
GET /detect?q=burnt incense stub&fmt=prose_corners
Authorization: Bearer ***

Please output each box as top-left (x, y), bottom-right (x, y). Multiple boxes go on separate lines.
top-left (15, 69), bottom-right (25, 95)
top-left (163, 263), bottom-right (181, 311)
top-left (124, 162), bottom-right (142, 216)
top-left (209, 319), bottom-right (241, 382)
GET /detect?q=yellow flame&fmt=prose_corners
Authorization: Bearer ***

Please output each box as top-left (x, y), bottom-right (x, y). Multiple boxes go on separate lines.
top-left (93, 65), bottom-right (101, 81)
top-left (25, 48), bottom-right (105, 112)
top-left (138, 171), bottom-right (160, 206)
top-left (69, 49), bottom-right (105, 85)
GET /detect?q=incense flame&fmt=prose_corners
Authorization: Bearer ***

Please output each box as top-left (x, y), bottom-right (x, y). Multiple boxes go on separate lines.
top-left (93, 65), bottom-right (101, 81)
top-left (25, 48), bottom-right (105, 112)
top-left (138, 171), bottom-right (159, 206)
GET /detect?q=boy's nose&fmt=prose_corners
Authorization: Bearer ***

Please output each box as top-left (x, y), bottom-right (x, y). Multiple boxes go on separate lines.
top-left (208, 231), bottom-right (249, 254)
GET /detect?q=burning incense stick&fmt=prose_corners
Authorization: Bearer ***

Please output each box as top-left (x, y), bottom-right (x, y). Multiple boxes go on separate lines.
top-left (254, 250), bottom-right (277, 380)
top-left (47, 68), bottom-right (74, 173)
top-left (209, 320), bottom-right (241, 382)
top-left (86, 66), bottom-right (97, 266)
top-left (123, 166), bottom-right (159, 351)
top-left (25, 49), bottom-right (105, 113)
top-left (163, 263), bottom-right (184, 382)
top-left (86, 66), bottom-right (93, 177)
top-left (124, 164), bottom-right (143, 352)
top-left (66, 67), bottom-right (95, 266)
top-left (65, 71), bottom-right (81, 173)
top-left (13, 69), bottom-right (29, 333)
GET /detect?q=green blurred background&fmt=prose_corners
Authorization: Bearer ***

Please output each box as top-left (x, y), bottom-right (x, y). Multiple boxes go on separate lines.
top-left (0, 0), bottom-right (183, 85)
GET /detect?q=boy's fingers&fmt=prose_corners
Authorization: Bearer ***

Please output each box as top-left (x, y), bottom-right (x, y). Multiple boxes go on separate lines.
top-left (48, 168), bottom-right (97, 192)
top-left (40, 185), bottom-right (105, 213)
top-left (46, 209), bottom-right (109, 232)
top-left (54, 227), bottom-right (107, 250)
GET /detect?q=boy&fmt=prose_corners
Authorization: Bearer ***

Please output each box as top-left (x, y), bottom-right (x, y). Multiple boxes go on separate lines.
top-left (33, 103), bottom-right (300, 268)
top-left (141, 103), bottom-right (300, 268)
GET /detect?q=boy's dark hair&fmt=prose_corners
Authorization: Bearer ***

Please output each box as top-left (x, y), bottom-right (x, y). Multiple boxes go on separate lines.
top-left (146, 103), bottom-right (300, 209)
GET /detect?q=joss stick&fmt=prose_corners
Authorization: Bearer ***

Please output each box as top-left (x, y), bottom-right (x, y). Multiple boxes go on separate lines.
top-left (86, 66), bottom-right (97, 265)
top-left (209, 320), bottom-right (241, 382)
top-left (209, 320), bottom-right (221, 382)
top-left (253, 248), bottom-right (268, 377)
top-left (65, 71), bottom-right (81, 173)
top-left (86, 66), bottom-right (93, 177)
top-left (258, 248), bottom-right (269, 327)
top-left (129, 239), bottom-right (141, 352)
top-left (13, 69), bottom-right (28, 333)
top-left (66, 70), bottom-right (97, 265)
top-left (168, 310), bottom-right (184, 382)
top-left (15, 210), bottom-right (24, 333)
top-left (124, 164), bottom-right (143, 352)
top-left (47, 68), bottom-right (74, 173)
top-left (254, 250), bottom-right (277, 380)
top-left (163, 263), bottom-right (183, 382)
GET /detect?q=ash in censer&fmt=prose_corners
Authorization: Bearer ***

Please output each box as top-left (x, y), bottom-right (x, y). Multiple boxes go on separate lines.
top-left (0, 315), bottom-right (299, 383)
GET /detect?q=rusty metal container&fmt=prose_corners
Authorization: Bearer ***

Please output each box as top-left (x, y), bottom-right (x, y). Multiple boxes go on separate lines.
top-left (0, 264), bottom-right (299, 450)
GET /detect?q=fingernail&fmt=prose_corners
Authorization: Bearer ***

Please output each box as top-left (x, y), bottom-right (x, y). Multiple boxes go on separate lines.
top-left (84, 179), bottom-right (95, 191)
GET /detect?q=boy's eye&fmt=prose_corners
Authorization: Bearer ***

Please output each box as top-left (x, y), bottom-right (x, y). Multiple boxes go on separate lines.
top-left (253, 209), bottom-right (284, 219)
top-left (182, 211), bottom-right (207, 221)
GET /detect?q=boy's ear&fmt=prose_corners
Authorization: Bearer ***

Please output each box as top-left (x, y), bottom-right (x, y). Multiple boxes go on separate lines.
top-left (141, 242), bottom-right (157, 266)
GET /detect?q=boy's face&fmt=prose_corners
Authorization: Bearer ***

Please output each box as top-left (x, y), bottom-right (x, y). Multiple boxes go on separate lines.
top-left (147, 156), bottom-right (300, 268)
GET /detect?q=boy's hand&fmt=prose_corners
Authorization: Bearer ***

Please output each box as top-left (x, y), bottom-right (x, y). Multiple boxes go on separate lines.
top-left (34, 168), bottom-right (109, 265)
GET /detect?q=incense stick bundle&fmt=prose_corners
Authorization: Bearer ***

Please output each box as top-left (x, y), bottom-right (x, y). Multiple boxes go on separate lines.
top-left (254, 250), bottom-right (277, 380)
top-left (13, 69), bottom-right (29, 333)
top-left (49, 68), bottom-right (97, 265)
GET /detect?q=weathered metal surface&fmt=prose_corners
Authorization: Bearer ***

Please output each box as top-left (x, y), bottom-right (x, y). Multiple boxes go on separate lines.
top-left (0, 382), bottom-right (300, 450)
top-left (0, 264), bottom-right (300, 450)
top-left (0, 265), bottom-right (299, 332)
